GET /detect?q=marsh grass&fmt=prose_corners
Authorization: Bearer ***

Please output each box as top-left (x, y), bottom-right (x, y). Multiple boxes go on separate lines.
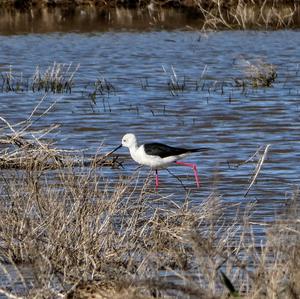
top-left (162, 65), bottom-right (186, 96)
top-left (1, 63), bottom-right (79, 94)
top-left (86, 77), bottom-right (116, 112)
top-left (0, 164), bottom-right (299, 298)
top-left (32, 63), bottom-right (79, 93)
top-left (1, 61), bottom-right (278, 113)
top-left (1, 66), bottom-right (29, 92)
top-left (0, 104), bottom-right (299, 298)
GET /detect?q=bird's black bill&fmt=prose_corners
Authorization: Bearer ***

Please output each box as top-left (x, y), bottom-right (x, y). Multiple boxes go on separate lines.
top-left (110, 144), bottom-right (122, 154)
top-left (103, 144), bottom-right (122, 158)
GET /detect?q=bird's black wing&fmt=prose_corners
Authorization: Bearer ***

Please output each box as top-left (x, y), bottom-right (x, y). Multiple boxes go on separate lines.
top-left (143, 143), bottom-right (196, 158)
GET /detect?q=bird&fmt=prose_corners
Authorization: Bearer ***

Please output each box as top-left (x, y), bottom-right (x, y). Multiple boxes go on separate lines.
top-left (110, 133), bottom-right (207, 190)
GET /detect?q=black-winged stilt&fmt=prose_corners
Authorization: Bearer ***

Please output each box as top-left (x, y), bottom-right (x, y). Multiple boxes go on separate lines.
top-left (111, 133), bottom-right (206, 190)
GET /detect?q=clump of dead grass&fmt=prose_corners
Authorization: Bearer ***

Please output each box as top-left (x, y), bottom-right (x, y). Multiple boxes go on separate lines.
top-left (235, 60), bottom-right (277, 88)
top-left (247, 61), bottom-right (277, 87)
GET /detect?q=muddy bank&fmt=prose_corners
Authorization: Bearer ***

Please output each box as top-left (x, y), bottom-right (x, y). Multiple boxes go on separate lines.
top-left (0, 1), bottom-right (300, 33)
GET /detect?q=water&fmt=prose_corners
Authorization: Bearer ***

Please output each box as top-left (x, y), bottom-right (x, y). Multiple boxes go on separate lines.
top-left (0, 30), bottom-right (300, 228)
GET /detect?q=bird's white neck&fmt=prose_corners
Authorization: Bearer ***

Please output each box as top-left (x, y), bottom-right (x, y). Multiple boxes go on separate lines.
top-left (127, 141), bottom-right (139, 161)
top-left (128, 143), bottom-right (138, 154)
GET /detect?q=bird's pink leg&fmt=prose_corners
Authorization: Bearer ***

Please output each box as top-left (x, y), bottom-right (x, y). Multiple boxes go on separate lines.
top-left (175, 161), bottom-right (200, 188)
top-left (155, 169), bottom-right (159, 191)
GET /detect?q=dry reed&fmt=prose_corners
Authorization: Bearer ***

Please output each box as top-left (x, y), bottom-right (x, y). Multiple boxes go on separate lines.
top-left (195, 0), bottom-right (298, 30)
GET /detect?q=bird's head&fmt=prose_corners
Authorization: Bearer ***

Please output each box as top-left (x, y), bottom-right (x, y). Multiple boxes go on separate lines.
top-left (122, 133), bottom-right (137, 148)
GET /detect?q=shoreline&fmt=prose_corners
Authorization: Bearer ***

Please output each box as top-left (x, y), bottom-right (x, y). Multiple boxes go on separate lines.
top-left (0, 0), bottom-right (298, 9)
top-left (0, 1), bottom-right (300, 33)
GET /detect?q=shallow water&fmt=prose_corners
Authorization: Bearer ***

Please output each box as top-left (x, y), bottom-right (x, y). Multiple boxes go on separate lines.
top-left (0, 30), bottom-right (300, 234)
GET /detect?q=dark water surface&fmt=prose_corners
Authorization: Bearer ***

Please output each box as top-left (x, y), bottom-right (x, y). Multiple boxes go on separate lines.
top-left (0, 30), bottom-right (300, 234)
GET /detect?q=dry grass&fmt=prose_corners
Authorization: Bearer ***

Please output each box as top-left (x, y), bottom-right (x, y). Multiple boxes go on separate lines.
top-left (0, 104), bottom-right (299, 298)
top-left (0, 158), bottom-right (299, 298)
top-left (193, 0), bottom-right (298, 30)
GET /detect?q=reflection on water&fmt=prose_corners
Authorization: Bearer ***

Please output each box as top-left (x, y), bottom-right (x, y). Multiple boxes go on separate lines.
top-left (0, 31), bottom-right (299, 252)
top-left (0, 8), bottom-right (203, 35)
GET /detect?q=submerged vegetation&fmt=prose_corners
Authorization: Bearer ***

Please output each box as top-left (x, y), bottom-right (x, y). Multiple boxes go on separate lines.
top-left (1, 60), bottom-right (279, 111)
top-left (1, 63), bottom-right (79, 93)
